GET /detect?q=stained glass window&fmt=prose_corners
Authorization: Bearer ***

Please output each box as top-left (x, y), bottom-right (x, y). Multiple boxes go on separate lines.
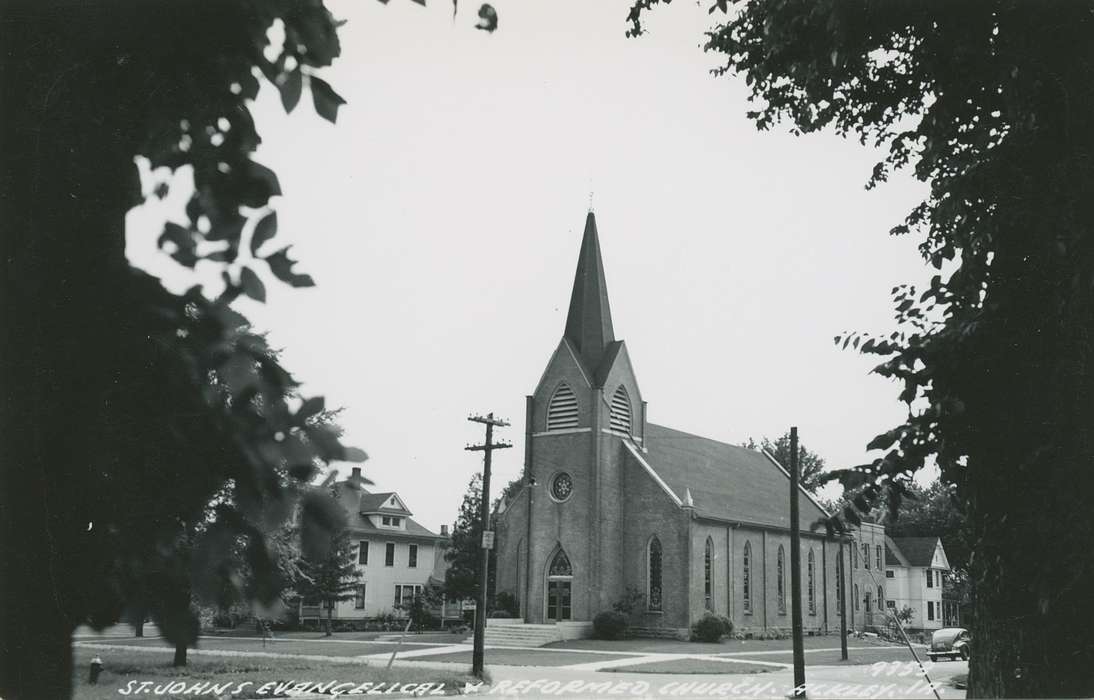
top-left (648, 537), bottom-right (663, 612)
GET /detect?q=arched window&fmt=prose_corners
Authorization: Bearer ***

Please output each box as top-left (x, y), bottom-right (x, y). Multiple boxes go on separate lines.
top-left (609, 385), bottom-right (632, 435)
top-left (647, 536), bottom-right (663, 612)
top-left (548, 548), bottom-right (573, 577)
top-left (877, 585), bottom-right (884, 610)
top-left (704, 537), bottom-right (714, 610)
top-left (546, 383), bottom-right (579, 431)
top-left (546, 547), bottom-right (573, 621)
top-left (742, 541), bottom-right (752, 613)
top-left (854, 584), bottom-right (860, 611)
top-left (777, 545), bottom-right (787, 614)
top-left (853, 542), bottom-right (858, 568)
top-left (807, 549), bottom-right (816, 615)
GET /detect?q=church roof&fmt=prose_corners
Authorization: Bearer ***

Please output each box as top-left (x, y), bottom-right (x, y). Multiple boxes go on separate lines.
top-left (564, 212), bottom-right (616, 373)
top-left (889, 536), bottom-right (941, 567)
top-left (638, 423), bottom-right (830, 530)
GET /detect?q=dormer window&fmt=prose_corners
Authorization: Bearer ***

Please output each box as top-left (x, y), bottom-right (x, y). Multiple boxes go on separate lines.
top-left (547, 383), bottom-right (579, 431)
top-left (609, 385), bottom-right (631, 435)
top-left (380, 515), bottom-right (403, 528)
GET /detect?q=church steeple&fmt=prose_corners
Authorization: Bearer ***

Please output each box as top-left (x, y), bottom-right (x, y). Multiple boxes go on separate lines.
top-left (564, 211), bottom-right (616, 371)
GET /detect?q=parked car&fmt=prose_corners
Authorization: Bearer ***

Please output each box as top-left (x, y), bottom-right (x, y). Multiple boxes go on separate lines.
top-left (927, 627), bottom-right (971, 662)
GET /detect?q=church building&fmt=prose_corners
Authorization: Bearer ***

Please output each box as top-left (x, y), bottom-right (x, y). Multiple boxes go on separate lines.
top-left (494, 212), bottom-right (843, 638)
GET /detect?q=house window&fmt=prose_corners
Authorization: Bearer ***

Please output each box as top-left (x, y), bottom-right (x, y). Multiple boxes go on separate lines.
top-left (927, 601), bottom-right (935, 621)
top-left (807, 549), bottom-right (816, 615)
top-left (877, 586), bottom-right (884, 609)
top-left (885, 570), bottom-right (894, 578)
top-left (381, 516), bottom-right (403, 528)
top-left (354, 584), bottom-right (366, 609)
top-left (704, 537), bottom-right (714, 611)
top-left (886, 600), bottom-right (896, 609)
top-left (777, 545), bottom-right (786, 614)
top-left (854, 584), bottom-right (860, 611)
top-left (742, 541), bottom-right (752, 613)
top-left (408, 544), bottom-right (418, 568)
top-left (546, 383), bottom-right (579, 431)
top-left (862, 543), bottom-right (870, 570)
top-left (876, 545), bottom-right (882, 570)
top-left (937, 570), bottom-right (942, 587)
top-left (865, 590), bottom-right (872, 612)
top-left (385, 542), bottom-right (395, 567)
top-left (394, 584), bottom-right (424, 613)
top-left (853, 544), bottom-right (858, 569)
top-left (648, 537), bottom-right (663, 612)
top-left (926, 569), bottom-right (933, 588)
top-left (358, 541), bottom-right (369, 565)
top-left (609, 386), bottom-right (632, 435)
top-left (835, 554), bottom-right (842, 615)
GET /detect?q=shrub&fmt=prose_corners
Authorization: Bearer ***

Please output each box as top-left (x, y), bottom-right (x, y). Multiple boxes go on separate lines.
top-left (718, 615), bottom-right (734, 637)
top-left (593, 611), bottom-right (629, 640)
top-left (689, 612), bottom-right (728, 643)
top-left (495, 591), bottom-right (520, 618)
top-left (611, 586), bottom-right (645, 616)
top-left (488, 611), bottom-right (513, 619)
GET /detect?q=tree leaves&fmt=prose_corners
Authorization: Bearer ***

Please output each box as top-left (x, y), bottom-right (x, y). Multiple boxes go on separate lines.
top-left (476, 3), bottom-right (498, 32)
top-left (265, 246), bottom-right (316, 287)
top-left (279, 68), bottom-right (303, 113)
top-left (310, 76), bottom-right (346, 123)
top-left (239, 266), bottom-right (266, 302)
top-left (250, 212), bottom-right (278, 256)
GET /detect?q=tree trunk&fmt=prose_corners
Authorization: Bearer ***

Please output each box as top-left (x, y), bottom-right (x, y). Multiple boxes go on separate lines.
top-left (134, 619), bottom-right (145, 638)
top-left (959, 107), bottom-right (1094, 696)
top-left (173, 643), bottom-right (187, 668)
top-left (1, 6), bottom-right (139, 698)
top-left (325, 607), bottom-right (333, 637)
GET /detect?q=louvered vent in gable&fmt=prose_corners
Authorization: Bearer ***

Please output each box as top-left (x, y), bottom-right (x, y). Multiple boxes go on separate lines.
top-left (609, 386), bottom-right (631, 435)
top-left (547, 383), bottom-right (579, 431)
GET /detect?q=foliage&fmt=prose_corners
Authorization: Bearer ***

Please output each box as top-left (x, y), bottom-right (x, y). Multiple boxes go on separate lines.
top-left (444, 474), bottom-right (496, 606)
top-left (627, 1), bottom-right (1094, 695)
top-left (592, 611), bottom-right (629, 640)
top-left (689, 612), bottom-right (729, 643)
top-left (746, 433), bottom-right (826, 494)
top-left (397, 585), bottom-right (444, 632)
top-left (611, 586), bottom-right (646, 617)
top-left (494, 591), bottom-right (520, 618)
top-left (293, 493), bottom-right (360, 636)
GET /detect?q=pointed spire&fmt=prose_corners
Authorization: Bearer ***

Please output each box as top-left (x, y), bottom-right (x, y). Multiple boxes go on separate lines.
top-left (683, 488), bottom-right (695, 509)
top-left (564, 211), bottom-right (615, 371)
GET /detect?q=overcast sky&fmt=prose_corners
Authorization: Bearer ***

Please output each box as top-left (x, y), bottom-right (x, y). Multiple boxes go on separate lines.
top-left (127, 0), bottom-right (933, 533)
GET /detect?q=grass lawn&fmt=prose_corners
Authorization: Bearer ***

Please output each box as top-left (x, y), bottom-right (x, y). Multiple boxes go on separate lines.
top-left (604, 659), bottom-right (776, 675)
top-left (85, 636), bottom-right (444, 658)
top-left (552, 634), bottom-right (907, 656)
top-left (416, 650), bottom-right (637, 667)
top-left (73, 647), bottom-right (472, 700)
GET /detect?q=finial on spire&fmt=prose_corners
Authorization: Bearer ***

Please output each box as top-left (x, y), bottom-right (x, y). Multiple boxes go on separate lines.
top-left (587, 190), bottom-right (594, 213)
top-left (683, 488), bottom-right (695, 509)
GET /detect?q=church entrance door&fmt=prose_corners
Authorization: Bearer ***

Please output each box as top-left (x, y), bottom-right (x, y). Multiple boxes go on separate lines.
top-left (545, 547), bottom-right (573, 621)
top-left (546, 581), bottom-right (571, 621)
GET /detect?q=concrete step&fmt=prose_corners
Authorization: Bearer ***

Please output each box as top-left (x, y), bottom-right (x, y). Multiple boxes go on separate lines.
top-left (460, 622), bottom-right (563, 647)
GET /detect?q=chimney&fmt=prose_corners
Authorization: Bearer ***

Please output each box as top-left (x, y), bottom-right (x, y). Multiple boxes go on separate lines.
top-left (351, 467), bottom-right (361, 479)
top-left (440, 524), bottom-right (449, 536)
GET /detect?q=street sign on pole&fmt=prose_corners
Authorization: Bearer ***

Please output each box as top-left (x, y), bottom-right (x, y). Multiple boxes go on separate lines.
top-left (481, 530), bottom-right (495, 550)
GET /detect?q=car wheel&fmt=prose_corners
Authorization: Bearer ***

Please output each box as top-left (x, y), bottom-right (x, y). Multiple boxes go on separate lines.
top-left (959, 647), bottom-right (969, 661)
top-left (927, 654), bottom-right (937, 662)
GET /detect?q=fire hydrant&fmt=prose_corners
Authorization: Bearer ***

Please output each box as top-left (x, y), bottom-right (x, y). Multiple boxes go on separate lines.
top-left (89, 656), bottom-right (103, 684)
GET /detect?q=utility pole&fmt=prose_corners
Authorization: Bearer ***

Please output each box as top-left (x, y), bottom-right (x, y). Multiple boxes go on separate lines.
top-left (465, 412), bottom-right (511, 680)
top-left (840, 539), bottom-right (849, 661)
top-left (789, 427), bottom-right (807, 697)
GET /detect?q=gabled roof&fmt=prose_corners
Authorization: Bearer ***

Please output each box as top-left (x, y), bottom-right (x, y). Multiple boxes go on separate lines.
top-left (358, 492), bottom-right (412, 516)
top-left (889, 536), bottom-right (943, 567)
top-left (635, 423), bottom-right (829, 530)
top-left (564, 212), bottom-right (616, 372)
top-left (885, 536), bottom-right (910, 567)
top-left (329, 481), bottom-right (437, 539)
